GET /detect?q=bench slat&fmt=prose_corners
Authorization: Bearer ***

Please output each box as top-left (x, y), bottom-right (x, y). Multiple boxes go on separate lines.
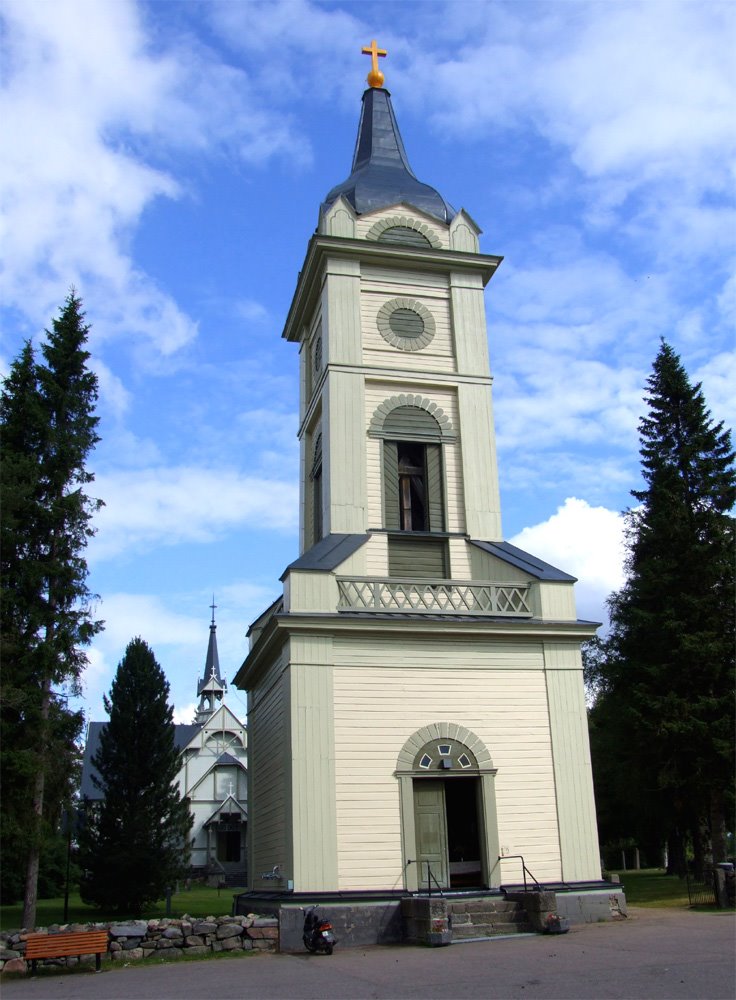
top-left (25, 931), bottom-right (109, 959)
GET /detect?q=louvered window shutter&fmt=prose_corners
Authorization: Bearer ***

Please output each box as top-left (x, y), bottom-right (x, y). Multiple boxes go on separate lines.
top-left (425, 444), bottom-right (444, 532)
top-left (383, 441), bottom-right (400, 530)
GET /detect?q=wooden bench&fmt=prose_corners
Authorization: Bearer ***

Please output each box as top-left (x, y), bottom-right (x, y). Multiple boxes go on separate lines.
top-left (24, 929), bottom-right (109, 973)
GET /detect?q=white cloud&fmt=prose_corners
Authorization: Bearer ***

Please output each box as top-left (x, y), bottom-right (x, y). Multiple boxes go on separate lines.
top-left (173, 703), bottom-right (197, 726)
top-left (90, 465), bottom-right (298, 559)
top-left (694, 351), bottom-right (736, 429)
top-left (0, 0), bottom-right (308, 360)
top-left (495, 351), bottom-right (643, 453)
top-left (402, 1), bottom-right (735, 268)
top-left (510, 498), bottom-right (626, 625)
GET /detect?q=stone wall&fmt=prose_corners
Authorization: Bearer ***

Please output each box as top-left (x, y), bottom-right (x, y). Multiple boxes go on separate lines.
top-left (0, 913), bottom-right (278, 974)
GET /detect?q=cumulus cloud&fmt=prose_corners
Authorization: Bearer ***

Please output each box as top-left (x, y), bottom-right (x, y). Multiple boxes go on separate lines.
top-left (90, 465), bottom-right (298, 560)
top-left (173, 703), bottom-right (197, 726)
top-left (0, 0), bottom-right (308, 359)
top-left (510, 498), bottom-right (626, 625)
top-left (79, 586), bottom-right (269, 722)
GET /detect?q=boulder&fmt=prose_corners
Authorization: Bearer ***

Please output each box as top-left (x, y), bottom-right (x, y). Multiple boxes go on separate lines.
top-left (216, 923), bottom-right (243, 940)
top-left (2, 958), bottom-right (27, 974)
top-left (193, 921), bottom-right (218, 935)
top-left (221, 937), bottom-right (243, 951)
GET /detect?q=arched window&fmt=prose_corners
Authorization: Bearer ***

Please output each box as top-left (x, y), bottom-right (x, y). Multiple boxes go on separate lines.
top-left (371, 397), bottom-right (454, 577)
top-left (377, 225), bottom-right (432, 248)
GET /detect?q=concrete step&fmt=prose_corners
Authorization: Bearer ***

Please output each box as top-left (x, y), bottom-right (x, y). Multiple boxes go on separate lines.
top-left (447, 900), bottom-right (521, 915)
top-left (452, 921), bottom-right (532, 939)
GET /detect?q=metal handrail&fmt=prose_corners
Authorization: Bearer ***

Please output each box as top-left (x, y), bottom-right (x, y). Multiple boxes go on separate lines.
top-left (425, 862), bottom-right (445, 897)
top-left (491, 854), bottom-right (544, 892)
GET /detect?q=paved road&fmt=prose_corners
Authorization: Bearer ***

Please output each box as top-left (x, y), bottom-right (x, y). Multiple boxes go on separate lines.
top-left (3, 908), bottom-right (735, 1000)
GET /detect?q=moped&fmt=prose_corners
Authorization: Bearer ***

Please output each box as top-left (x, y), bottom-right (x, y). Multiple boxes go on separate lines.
top-left (302, 905), bottom-right (336, 955)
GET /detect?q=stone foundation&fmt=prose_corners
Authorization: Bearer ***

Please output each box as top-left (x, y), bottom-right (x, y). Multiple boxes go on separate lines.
top-left (0, 913), bottom-right (277, 974)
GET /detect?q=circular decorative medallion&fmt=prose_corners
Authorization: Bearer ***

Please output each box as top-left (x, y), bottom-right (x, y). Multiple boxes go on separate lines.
top-left (376, 298), bottom-right (436, 351)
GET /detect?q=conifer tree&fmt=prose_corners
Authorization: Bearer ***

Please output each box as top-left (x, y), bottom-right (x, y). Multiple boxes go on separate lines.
top-left (79, 638), bottom-right (193, 915)
top-left (595, 341), bottom-right (735, 871)
top-left (0, 293), bottom-right (102, 921)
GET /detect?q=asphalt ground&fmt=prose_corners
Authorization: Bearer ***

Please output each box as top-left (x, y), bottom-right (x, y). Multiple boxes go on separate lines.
top-left (3, 907), bottom-right (734, 1000)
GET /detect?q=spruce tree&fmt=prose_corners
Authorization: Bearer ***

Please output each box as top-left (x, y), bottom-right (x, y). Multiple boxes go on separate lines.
top-left (599, 340), bottom-right (735, 871)
top-left (79, 638), bottom-right (193, 915)
top-left (0, 293), bottom-right (102, 920)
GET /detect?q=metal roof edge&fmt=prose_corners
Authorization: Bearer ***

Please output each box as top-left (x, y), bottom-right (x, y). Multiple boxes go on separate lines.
top-left (469, 539), bottom-right (577, 582)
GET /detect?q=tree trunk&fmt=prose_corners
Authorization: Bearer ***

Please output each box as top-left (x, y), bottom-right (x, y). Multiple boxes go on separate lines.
top-left (666, 828), bottom-right (687, 877)
top-left (692, 820), bottom-right (707, 881)
top-left (709, 788), bottom-right (728, 863)
top-left (22, 675), bottom-right (51, 929)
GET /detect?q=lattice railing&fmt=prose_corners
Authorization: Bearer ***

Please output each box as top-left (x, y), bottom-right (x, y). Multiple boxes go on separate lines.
top-left (336, 577), bottom-right (532, 616)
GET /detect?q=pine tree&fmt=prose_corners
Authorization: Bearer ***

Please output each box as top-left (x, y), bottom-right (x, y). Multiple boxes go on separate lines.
top-left (0, 293), bottom-right (102, 921)
top-left (599, 340), bottom-right (735, 871)
top-left (79, 638), bottom-right (193, 915)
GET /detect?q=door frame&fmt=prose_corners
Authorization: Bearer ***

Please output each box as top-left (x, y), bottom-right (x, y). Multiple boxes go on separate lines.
top-left (396, 724), bottom-right (500, 892)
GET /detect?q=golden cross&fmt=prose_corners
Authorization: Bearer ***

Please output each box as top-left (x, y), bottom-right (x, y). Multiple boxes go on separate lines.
top-left (362, 39), bottom-right (387, 89)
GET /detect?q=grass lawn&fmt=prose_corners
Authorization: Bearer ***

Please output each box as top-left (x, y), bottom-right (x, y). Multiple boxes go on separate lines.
top-left (0, 883), bottom-right (247, 932)
top-left (611, 867), bottom-right (724, 909)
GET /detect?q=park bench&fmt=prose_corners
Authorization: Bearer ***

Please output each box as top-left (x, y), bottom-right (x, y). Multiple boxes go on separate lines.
top-left (24, 929), bottom-right (109, 973)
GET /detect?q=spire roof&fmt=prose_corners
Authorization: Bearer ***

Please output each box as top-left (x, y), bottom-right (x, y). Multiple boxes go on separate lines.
top-left (197, 602), bottom-right (225, 696)
top-left (321, 88), bottom-right (455, 225)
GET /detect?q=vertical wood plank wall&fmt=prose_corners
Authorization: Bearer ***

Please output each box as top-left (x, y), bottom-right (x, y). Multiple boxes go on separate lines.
top-left (543, 642), bottom-right (601, 881)
top-left (330, 635), bottom-right (593, 890)
top-left (248, 651), bottom-right (290, 888)
top-left (289, 635), bottom-right (339, 890)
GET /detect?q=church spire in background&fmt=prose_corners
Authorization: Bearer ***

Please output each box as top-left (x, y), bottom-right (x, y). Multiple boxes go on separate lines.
top-left (195, 597), bottom-right (226, 724)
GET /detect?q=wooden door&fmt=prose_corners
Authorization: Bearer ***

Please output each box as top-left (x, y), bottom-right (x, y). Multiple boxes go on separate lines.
top-left (414, 780), bottom-right (449, 889)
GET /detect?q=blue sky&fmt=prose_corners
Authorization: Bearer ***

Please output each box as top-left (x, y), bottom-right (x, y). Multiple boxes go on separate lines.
top-left (2, 0), bottom-right (734, 726)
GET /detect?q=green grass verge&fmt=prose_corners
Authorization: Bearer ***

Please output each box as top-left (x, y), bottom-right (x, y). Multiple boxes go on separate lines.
top-left (611, 867), bottom-right (728, 911)
top-left (0, 884), bottom-right (248, 931)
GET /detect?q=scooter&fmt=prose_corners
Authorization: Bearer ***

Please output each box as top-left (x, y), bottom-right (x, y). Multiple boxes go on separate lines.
top-left (302, 905), bottom-right (336, 955)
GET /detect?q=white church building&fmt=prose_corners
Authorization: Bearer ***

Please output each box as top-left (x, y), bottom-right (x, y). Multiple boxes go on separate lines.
top-left (81, 610), bottom-right (248, 885)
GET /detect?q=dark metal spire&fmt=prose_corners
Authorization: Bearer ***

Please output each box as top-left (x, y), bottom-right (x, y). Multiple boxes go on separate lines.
top-left (321, 88), bottom-right (455, 224)
top-left (197, 600), bottom-right (224, 695)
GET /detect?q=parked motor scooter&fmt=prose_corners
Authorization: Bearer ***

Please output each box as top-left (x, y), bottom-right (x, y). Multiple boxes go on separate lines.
top-left (302, 905), bottom-right (336, 955)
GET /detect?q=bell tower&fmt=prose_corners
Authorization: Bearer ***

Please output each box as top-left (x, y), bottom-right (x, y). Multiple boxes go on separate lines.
top-left (236, 46), bottom-right (601, 902)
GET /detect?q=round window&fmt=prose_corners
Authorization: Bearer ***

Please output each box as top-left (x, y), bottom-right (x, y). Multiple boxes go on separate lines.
top-left (376, 298), bottom-right (436, 352)
top-left (388, 308), bottom-right (424, 339)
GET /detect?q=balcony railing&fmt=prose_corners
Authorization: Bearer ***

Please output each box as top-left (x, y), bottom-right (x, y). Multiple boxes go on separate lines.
top-left (336, 577), bottom-right (532, 616)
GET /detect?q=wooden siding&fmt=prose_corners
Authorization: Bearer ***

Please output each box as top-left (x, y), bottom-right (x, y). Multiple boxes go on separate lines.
top-left (325, 258), bottom-right (361, 366)
top-left (544, 643), bottom-right (601, 881)
top-left (249, 650), bottom-right (291, 889)
top-left (324, 372), bottom-right (367, 533)
top-left (450, 272), bottom-right (491, 377)
top-left (469, 546), bottom-right (530, 584)
top-left (361, 282), bottom-right (456, 374)
top-left (366, 436), bottom-right (383, 531)
top-left (387, 535), bottom-right (448, 577)
top-left (365, 531), bottom-right (388, 576)
top-left (332, 648), bottom-right (564, 889)
top-left (284, 570), bottom-right (338, 614)
top-left (289, 636), bottom-right (338, 890)
top-left (535, 581), bottom-right (578, 622)
top-left (448, 536), bottom-right (473, 578)
top-left (457, 382), bottom-right (501, 540)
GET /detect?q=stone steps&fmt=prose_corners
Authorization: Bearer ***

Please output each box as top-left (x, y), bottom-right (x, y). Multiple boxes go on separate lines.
top-left (447, 898), bottom-right (532, 939)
